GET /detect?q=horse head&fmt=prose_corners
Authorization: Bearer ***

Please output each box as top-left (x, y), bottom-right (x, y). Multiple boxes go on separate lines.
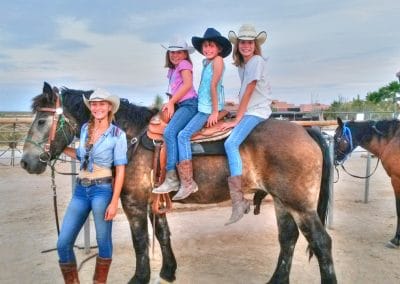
top-left (20, 82), bottom-right (77, 174)
top-left (333, 117), bottom-right (354, 165)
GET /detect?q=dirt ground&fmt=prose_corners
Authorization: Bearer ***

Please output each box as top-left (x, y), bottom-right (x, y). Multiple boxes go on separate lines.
top-left (0, 152), bottom-right (399, 284)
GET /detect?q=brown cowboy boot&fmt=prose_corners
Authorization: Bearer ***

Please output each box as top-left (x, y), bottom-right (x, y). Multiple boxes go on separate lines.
top-left (152, 170), bottom-right (180, 193)
top-left (59, 262), bottom-right (80, 284)
top-left (93, 257), bottom-right (112, 284)
top-left (225, 175), bottom-right (251, 226)
top-left (172, 160), bottom-right (198, 200)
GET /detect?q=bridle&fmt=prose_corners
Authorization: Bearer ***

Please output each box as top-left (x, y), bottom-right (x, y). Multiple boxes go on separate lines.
top-left (25, 88), bottom-right (76, 163)
top-left (334, 123), bottom-right (380, 179)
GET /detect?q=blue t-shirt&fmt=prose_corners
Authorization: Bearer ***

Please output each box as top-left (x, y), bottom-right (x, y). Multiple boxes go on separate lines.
top-left (76, 123), bottom-right (128, 171)
top-left (197, 59), bottom-right (225, 114)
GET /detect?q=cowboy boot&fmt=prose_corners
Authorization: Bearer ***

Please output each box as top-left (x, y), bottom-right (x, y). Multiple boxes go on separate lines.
top-left (152, 170), bottom-right (180, 193)
top-left (225, 175), bottom-right (251, 226)
top-left (59, 262), bottom-right (80, 284)
top-left (93, 257), bottom-right (112, 284)
top-left (172, 160), bottom-right (198, 200)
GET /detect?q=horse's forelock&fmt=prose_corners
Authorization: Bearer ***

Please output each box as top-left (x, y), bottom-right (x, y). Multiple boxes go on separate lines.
top-left (31, 94), bottom-right (52, 112)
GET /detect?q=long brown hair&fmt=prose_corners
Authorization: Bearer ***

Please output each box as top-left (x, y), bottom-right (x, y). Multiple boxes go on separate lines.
top-left (164, 50), bottom-right (193, 68)
top-left (85, 107), bottom-right (113, 147)
top-left (231, 39), bottom-right (263, 67)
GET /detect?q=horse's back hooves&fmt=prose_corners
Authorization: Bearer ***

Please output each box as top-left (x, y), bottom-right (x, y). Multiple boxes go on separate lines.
top-left (385, 240), bottom-right (400, 249)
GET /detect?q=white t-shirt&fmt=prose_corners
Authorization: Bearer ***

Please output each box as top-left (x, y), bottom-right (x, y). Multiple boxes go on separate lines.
top-left (238, 55), bottom-right (272, 119)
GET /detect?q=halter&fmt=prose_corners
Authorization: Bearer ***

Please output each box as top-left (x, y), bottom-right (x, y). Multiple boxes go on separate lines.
top-left (26, 89), bottom-right (76, 163)
top-left (334, 123), bottom-right (354, 165)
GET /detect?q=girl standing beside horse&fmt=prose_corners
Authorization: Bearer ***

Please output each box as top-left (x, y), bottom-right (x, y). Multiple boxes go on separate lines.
top-left (57, 89), bottom-right (127, 283)
top-left (221, 24), bottom-right (272, 225)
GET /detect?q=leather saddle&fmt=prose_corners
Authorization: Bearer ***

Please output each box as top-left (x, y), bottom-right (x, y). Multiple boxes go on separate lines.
top-left (147, 109), bottom-right (232, 144)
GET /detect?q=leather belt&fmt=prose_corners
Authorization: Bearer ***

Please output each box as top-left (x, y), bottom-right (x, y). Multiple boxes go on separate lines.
top-left (76, 177), bottom-right (113, 187)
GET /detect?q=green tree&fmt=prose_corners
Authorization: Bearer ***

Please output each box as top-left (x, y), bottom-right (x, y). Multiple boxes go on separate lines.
top-left (152, 94), bottom-right (164, 109)
top-left (366, 81), bottom-right (400, 103)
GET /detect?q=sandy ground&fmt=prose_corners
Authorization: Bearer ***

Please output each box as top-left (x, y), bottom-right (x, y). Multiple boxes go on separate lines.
top-left (0, 152), bottom-right (399, 284)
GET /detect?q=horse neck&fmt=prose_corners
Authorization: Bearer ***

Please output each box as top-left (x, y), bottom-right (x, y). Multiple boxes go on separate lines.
top-left (351, 120), bottom-right (399, 157)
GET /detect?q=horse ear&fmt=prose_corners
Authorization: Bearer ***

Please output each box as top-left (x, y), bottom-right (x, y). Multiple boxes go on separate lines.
top-left (43, 82), bottom-right (52, 95)
top-left (337, 117), bottom-right (343, 127)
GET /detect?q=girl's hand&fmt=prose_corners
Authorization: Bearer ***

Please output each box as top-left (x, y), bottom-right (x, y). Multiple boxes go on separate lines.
top-left (104, 202), bottom-right (118, 221)
top-left (206, 111), bottom-right (219, 127)
top-left (220, 120), bottom-right (238, 131)
top-left (162, 102), bottom-right (175, 119)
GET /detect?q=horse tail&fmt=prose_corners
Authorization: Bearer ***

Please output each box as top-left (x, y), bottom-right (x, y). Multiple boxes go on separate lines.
top-left (306, 127), bottom-right (331, 226)
top-left (305, 127), bottom-right (332, 259)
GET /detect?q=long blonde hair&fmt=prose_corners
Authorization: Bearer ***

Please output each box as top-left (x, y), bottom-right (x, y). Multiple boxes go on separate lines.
top-left (231, 39), bottom-right (263, 67)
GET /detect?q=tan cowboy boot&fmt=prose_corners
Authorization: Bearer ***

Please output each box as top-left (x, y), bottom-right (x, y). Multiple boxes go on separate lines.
top-left (172, 160), bottom-right (198, 200)
top-left (225, 175), bottom-right (251, 225)
top-left (152, 170), bottom-right (180, 193)
top-left (59, 262), bottom-right (80, 284)
top-left (93, 257), bottom-right (112, 284)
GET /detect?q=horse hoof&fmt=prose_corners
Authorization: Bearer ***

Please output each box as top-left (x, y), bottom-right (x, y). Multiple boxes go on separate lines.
top-left (385, 240), bottom-right (399, 249)
top-left (154, 276), bottom-right (174, 284)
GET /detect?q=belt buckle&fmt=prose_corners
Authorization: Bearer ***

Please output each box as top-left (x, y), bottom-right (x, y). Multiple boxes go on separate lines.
top-left (80, 178), bottom-right (92, 187)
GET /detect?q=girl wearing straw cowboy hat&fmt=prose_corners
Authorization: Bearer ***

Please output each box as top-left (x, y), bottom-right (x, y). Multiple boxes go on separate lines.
top-left (170, 27), bottom-right (232, 201)
top-left (152, 37), bottom-right (199, 194)
top-left (221, 24), bottom-right (272, 225)
top-left (58, 89), bottom-right (127, 283)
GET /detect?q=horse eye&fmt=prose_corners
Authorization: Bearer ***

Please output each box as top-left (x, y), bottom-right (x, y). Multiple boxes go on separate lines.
top-left (37, 118), bottom-right (46, 127)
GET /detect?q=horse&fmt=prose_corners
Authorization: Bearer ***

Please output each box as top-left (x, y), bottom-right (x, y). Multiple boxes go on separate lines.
top-left (21, 82), bottom-right (337, 284)
top-left (334, 117), bottom-right (400, 248)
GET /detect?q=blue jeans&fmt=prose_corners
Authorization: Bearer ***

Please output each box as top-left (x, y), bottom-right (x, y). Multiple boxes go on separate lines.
top-left (164, 98), bottom-right (198, 171)
top-left (57, 183), bottom-right (113, 263)
top-left (178, 111), bottom-right (209, 161)
top-left (224, 115), bottom-right (264, 176)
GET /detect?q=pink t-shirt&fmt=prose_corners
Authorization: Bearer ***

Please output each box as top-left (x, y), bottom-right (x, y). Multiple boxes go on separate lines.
top-left (167, 60), bottom-right (197, 103)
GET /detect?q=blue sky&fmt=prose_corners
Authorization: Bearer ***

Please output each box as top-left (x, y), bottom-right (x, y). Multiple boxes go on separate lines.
top-left (1, 1), bottom-right (399, 111)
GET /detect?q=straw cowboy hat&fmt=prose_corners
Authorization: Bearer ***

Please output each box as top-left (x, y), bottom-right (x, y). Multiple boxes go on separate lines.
top-left (162, 37), bottom-right (195, 54)
top-left (83, 89), bottom-right (120, 115)
top-left (192, 27), bottom-right (232, 58)
top-left (228, 24), bottom-right (267, 45)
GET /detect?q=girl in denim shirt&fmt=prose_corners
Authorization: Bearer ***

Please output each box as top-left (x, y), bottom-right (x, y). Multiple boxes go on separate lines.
top-left (57, 89), bottom-right (127, 283)
top-left (152, 38), bottom-right (199, 194)
top-left (171, 27), bottom-right (232, 201)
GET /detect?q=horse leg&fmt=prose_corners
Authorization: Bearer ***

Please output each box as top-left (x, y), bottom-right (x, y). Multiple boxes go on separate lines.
top-left (267, 201), bottom-right (299, 284)
top-left (387, 177), bottom-right (400, 248)
top-left (149, 212), bottom-right (177, 282)
top-left (298, 212), bottom-right (337, 284)
top-left (121, 197), bottom-right (151, 284)
top-left (253, 190), bottom-right (268, 215)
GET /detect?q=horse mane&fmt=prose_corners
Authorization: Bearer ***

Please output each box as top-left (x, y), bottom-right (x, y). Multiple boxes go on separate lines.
top-left (60, 87), bottom-right (158, 137)
top-left (349, 119), bottom-right (400, 144)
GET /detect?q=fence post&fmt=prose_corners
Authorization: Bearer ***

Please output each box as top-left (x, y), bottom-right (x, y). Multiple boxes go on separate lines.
top-left (70, 141), bottom-right (91, 254)
top-left (326, 134), bottom-right (334, 229)
top-left (363, 152), bottom-right (371, 203)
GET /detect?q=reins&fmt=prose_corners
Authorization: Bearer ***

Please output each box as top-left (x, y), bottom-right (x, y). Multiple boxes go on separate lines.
top-left (339, 157), bottom-right (380, 179)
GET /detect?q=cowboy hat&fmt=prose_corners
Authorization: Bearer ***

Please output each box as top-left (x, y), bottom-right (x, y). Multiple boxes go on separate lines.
top-left (161, 37), bottom-right (195, 54)
top-left (192, 28), bottom-right (232, 58)
top-left (228, 24), bottom-right (267, 45)
top-left (83, 89), bottom-right (120, 115)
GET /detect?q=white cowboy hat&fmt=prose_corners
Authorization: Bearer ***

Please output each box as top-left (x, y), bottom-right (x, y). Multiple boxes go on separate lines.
top-left (228, 24), bottom-right (267, 45)
top-left (83, 88), bottom-right (120, 114)
top-left (161, 37), bottom-right (195, 54)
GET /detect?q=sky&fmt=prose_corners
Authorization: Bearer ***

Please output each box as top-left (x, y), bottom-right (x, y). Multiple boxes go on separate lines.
top-left (1, 1), bottom-right (399, 111)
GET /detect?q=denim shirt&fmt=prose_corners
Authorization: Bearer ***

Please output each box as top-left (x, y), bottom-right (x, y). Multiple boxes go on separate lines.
top-left (76, 123), bottom-right (128, 171)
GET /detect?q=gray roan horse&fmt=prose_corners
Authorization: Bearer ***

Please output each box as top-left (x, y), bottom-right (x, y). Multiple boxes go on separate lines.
top-left (334, 117), bottom-right (400, 248)
top-left (21, 82), bottom-right (337, 284)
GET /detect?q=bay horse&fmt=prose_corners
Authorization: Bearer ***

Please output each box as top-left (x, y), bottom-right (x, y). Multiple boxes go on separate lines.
top-left (21, 82), bottom-right (337, 284)
top-left (334, 117), bottom-right (400, 248)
